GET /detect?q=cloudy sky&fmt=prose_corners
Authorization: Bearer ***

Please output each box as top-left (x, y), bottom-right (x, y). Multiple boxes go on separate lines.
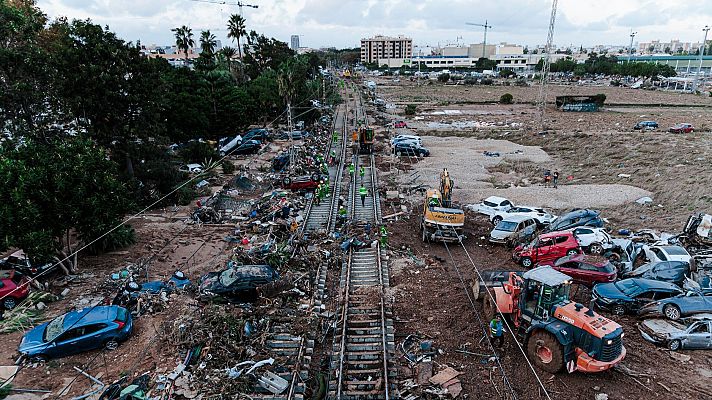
top-left (36, 0), bottom-right (712, 50)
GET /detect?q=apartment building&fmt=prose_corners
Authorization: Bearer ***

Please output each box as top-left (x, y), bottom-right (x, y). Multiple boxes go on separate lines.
top-left (360, 35), bottom-right (413, 64)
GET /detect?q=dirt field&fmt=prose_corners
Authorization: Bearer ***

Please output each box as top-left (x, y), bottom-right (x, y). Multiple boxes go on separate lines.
top-left (375, 80), bottom-right (712, 399)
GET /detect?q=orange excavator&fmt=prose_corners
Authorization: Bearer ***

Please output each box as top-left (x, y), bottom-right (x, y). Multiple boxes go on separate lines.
top-left (473, 266), bottom-right (626, 373)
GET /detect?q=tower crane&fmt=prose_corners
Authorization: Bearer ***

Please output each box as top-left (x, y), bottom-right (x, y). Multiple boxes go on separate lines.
top-left (536, 0), bottom-right (559, 132)
top-left (188, 0), bottom-right (258, 15)
top-left (465, 20), bottom-right (493, 58)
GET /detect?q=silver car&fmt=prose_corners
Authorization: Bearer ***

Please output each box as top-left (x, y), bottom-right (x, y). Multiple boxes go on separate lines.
top-left (489, 215), bottom-right (537, 246)
top-left (639, 314), bottom-right (712, 350)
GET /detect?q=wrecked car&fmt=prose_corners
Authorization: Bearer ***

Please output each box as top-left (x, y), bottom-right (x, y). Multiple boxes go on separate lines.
top-left (633, 121), bottom-right (658, 131)
top-left (0, 270), bottom-right (30, 309)
top-left (539, 254), bottom-right (617, 287)
top-left (512, 230), bottom-right (581, 268)
top-left (679, 212), bottom-right (712, 253)
top-left (0, 250), bottom-right (57, 278)
top-left (543, 209), bottom-right (604, 233)
top-left (592, 278), bottom-right (683, 316)
top-left (641, 245), bottom-right (691, 265)
top-left (489, 215), bottom-right (537, 246)
top-left (199, 264), bottom-right (279, 301)
top-left (668, 123), bottom-right (694, 133)
top-left (139, 271), bottom-right (191, 294)
top-left (282, 173), bottom-right (325, 191)
top-left (467, 196), bottom-right (514, 217)
top-left (604, 238), bottom-right (643, 275)
top-left (19, 305), bottom-right (133, 361)
top-left (638, 289), bottom-right (712, 320)
top-left (569, 226), bottom-right (612, 255)
top-left (639, 314), bottom-right (712, 350)
top-left (624, 260), bottom-right (691, 287)
top-left (490, 205), bottom-right (556, 227)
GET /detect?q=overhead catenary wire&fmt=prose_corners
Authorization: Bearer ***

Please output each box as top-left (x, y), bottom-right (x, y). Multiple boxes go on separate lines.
top-left (441, 241), bottom-right (518, 400)
top-left (445, 224), bottom-right (554, 400)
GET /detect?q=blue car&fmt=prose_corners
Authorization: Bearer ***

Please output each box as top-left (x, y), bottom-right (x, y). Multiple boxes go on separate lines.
top-left (592, 278), bottom-right (683, 315)
top-left (19, 305), bottom-right (133, 361)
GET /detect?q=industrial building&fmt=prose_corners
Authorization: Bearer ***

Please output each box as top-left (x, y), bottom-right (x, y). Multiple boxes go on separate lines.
top-left (360, 35), bottom-right (413, 64)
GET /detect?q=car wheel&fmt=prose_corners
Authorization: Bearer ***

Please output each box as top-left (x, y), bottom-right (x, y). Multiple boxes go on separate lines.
top-left (104, 339), bottom-right (120, 351)
top-left (492, 216), bottom-right (503, 226)
top-left (3, 297), bottom-right (17, 310)
top-left (589, 243), bottom-right (604, 255)
top-left (668, 339), bottom-right (682, 351)
top-left (396, 151), bottom-right (402, 157)
top-left (521, 257), bottom-right (533, 268)
top-left (612, 304), bottom-right (626, 316)
top-left (282, 177), bottom-right (291, 186)
top-left (566, 249), bottom-right (579, 257)
top-left (311, 173), bottom-right (320, 182)
top-left (663, 304), bottom-right (681, 321)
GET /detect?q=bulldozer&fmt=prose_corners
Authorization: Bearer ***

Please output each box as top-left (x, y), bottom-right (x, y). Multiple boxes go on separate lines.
top-left (421, 169), bottom-right (465, 242)
top-left (473, 266), bottom-right (626, 373)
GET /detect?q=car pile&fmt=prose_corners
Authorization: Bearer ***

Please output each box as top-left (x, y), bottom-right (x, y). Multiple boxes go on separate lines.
top-left (472, 194), bottom-right (712, 352)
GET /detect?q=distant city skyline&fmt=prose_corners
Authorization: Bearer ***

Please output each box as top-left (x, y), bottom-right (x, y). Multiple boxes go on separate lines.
top-left (37, 0), bottom-right (712, 51)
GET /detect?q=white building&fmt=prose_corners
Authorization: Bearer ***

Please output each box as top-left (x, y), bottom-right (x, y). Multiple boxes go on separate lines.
top-left (360, 35), bottom-right (413, 64)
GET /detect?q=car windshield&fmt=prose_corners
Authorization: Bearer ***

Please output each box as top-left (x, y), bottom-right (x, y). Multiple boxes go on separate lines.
top-left (614, 280), bottom-right (640, 296)
top-left (219, 269), bottom-right (240, 287)
top-left (663, 247), bottom-right (688, 256)
top-left (44, 314), bottom-right (66, 342)
top-left (496, 221), bottom-right (518, 232)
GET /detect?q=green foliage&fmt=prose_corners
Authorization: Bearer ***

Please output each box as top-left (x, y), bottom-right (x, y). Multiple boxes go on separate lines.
top-left (499, 70), bottom-right (516, 78)
top-left (475, 58), bottom-right (497, 71)
top-left (179, 142), bottom-right (218, 163)
top-left (499, 93), bottom-right (514, 104)
top-left (243, 30), bottom-right (294, 80)
top-left (222, 160), bottom-right (236, 174)
top-left (0, 138), bottom-right (132, 266)
top-left (86, 225), bottom-right (136, 254)
top-left (175, 186), bottom-right (199, 206)
top-left (437, 73), bottom-right (450, 83)
top-left (405, 104), bottom-right (417, 115)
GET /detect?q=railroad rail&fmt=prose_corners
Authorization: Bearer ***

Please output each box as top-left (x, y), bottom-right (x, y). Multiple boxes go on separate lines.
top-left (329, 90), bottom-right (395, 400)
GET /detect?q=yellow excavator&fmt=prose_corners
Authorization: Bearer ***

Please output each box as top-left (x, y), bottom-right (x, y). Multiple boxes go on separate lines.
top-left (421, 169), bottom-right (466, 242)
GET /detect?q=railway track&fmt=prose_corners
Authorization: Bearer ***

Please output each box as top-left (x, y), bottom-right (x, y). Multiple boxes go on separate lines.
top-left (328, 92), bottom-right (395, 400)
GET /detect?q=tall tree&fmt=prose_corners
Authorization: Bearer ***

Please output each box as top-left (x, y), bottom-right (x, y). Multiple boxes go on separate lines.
top-left (199, 29), bottom-right (217, 56)
top-left (172, 25), bottom-right (194, 64)
top-left (226, 14), bottom-right (247, 59)
top-left (0, 138), bottom-right (133, 274)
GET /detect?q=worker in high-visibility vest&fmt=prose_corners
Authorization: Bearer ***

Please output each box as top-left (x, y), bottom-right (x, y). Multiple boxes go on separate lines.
top-left (332, 131), bottom-right (339, 143)
top-left (358, 185), bottom-right (368, 207)
top-left (359, 166), bottom-right (365, 183)
top-left (380, 225), bottom-right (388, 247)
top-left (348, 162), bottom-right (355, 178)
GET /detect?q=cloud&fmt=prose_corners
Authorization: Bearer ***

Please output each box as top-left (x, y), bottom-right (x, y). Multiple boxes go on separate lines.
top-left (35, 0), bottom-right (712, 49)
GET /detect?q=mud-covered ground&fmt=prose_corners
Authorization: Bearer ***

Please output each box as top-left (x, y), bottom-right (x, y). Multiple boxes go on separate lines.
top-left (375, 80), bottom-right (712, 399)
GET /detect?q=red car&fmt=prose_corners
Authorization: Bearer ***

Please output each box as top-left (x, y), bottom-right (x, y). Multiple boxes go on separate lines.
top-left (513, 231), bottom-right (581, 268)
top-left (394, 121), bottom-right (407, 129)
top-left (539, 254), bottom-right (617, 287)
top-left (282, 173), bottom-right (325, 191)
top-left (668, 123), bottom-right (694, 133)
top-left (0, 270), bottom-right (30, 309)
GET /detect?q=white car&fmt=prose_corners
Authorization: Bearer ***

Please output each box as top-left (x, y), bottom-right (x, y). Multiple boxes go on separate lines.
top-left (569, 227), bottom-right (612, 255)
top-left (390, 134), bottom-right (421, 145)
top-left (219, 135), bottom-right (242, 156)
top-left (179, 163), bottom-right (203, 174)
top-left (641, 245), bottom-right (692, 264)
top-left (490, 206), bottom-right (556, 226)
top-left (466, 196), bottom-right (514, 217)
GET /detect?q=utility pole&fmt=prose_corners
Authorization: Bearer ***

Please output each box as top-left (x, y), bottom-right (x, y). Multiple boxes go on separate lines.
top-left (536, 0), bottom-right (558, 132)
top-left (628, 30), bottom-right (637, 61)
top-left (465, 20), bottom-right (493, 59)
top-left (417, 48), bottom-right (422, 87)
top-left (693, 25), bottom-right (710, 93)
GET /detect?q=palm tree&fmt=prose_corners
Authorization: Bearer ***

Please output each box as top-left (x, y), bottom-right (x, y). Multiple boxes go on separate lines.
top-left (226, 14), bottom-right (247, 59)
top-left (200, 30), bottom-right (217, 56)
top-left (172, 25), bottom-right (195, 65)
top-left (220, 46), bottom-right (237, 75)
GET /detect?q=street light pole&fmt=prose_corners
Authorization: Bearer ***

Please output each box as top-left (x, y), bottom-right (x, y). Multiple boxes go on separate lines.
top-left (692, 25), bottom-right (710, 93)
top-left (628, 30), bottom-right (637, 61)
